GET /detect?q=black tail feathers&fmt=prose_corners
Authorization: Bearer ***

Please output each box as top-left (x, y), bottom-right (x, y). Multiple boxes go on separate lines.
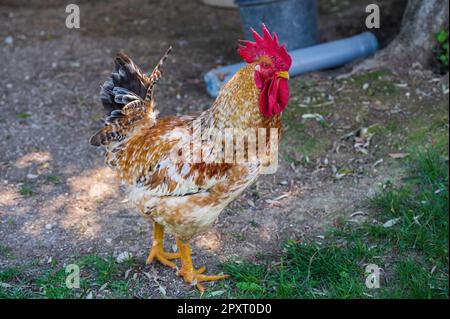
top-left (100, 53), bottom-right (148, 115)
top-left (91, 48), bottom-right (172, 147)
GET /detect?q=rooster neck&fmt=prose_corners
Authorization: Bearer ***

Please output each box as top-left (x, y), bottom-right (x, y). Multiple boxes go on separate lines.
top-left (203, 64), bottom-right (281, 131)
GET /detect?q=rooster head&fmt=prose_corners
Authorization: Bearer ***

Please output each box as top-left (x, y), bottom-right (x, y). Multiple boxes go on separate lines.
top-left (238, 24), bottom-right (292, 117)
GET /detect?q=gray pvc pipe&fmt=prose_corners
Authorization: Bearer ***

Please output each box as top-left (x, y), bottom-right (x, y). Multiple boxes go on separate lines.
top-left (204, 32), bottom-right (379, 97)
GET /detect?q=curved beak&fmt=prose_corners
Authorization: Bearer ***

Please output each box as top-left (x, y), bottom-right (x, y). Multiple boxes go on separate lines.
top-left (277, 71), bottom-right (290, 80)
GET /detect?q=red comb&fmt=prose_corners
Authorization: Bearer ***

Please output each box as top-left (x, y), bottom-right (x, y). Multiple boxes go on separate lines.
top-left (238, 24), bottom-right (292, 71)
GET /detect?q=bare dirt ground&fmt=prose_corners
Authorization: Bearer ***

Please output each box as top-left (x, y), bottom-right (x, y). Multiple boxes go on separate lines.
top-left (0, 0), bottom-right (448, 297)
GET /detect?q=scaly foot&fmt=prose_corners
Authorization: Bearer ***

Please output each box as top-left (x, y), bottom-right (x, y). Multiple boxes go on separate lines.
top-left (145, 222), bottom-right (180, 268)
top-left (146, 245), bottom-right (180, 268)
top-left (177, 265), bottom-right (229, 293)
top-left (176, 239), bottom-right (228, 292)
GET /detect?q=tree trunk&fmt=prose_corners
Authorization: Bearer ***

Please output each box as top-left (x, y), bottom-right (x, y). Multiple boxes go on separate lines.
top-left (353, 0), bottom-right (448, 72)
top-left (384, 0), bottom-right (449, 66)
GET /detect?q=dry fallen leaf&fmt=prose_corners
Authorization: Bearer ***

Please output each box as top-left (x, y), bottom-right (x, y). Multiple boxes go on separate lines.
top-left (335, 168), bottom-right (353, 179)
top-left (247, 199), bottom-right (255, 208)
top-left (116, 251), bottom-right (133, 264)
top-left (265, 199), bottom-right (280, 205)
top-left (383, 218), bottom-right (401, 228)
top-left (388, 153), bottom-right (409, 159)
top-left (99, 283), bottom-right (108, 292)
top-left (349, 211), bottom-right (368, 218)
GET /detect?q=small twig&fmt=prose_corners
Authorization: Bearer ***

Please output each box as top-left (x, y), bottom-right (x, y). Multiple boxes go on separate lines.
top-left (305, 250), bottom-right (319, 283)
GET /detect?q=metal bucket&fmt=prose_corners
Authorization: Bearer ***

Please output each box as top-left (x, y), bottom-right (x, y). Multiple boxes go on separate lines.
top-left (235, 0), bottom-right (318, 50)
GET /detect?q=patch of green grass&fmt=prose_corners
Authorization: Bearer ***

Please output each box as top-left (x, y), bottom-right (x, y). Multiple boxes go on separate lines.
top-left (282, 119), bottom-right (331, 162)
top-left (35, 267), bottom-right (78, 299)
top-left (0, 255), bottom-right (138, 299)
top-left (0, 267), bottom-right (23, 282)
top-left (367, 147), bottom-right (449, 298)
top-left (383, 100), bottom-right (449, 153)
top-left (408, 116), bottom-right (449, 149)
top-left (221, 237), bottom-right (378, 299)
top-left (349, 70), bottom-right (392, 84)
top-left (389, 258), bottom-right (448, 299)
top-left (351, 70), bottom-right (396, 96)
top-left (78, 255), bottom-right (129, 287)
top-left (290, 80), bottom-right (334, 107)
top-left (18, 183), bottom-right (35, 197)
top-left (436, 29), bottom-right (449, 70)
top-left (46, 175), bottom-right (60, 184)
top-left (221, 146), bottom-right (449, 299)
top-left (16, 112), bottom-right (31, 119)
top-left (295, 135), bottom-right (329, 160)
top-left (0, 266), bottom-right (33, 298)
top-left (281, 78), bottom-right (335, 162)
top-left (0, 287), bottom-right (32, 299)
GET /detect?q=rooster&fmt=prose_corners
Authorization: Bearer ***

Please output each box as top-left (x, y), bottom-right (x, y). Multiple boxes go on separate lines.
top-left (90, 24), bottom-right (292, 292)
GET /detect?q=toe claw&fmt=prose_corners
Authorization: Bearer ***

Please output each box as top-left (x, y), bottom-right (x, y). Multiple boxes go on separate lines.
top-left (198, 273), bottom-right (229, 282)
top-left (146, 248), bottom-right (180, 268)
top-left (178, 265), bottom-right (229, 291)
top-left (164, 252), bottom-right (180, 260)
top-left (175, 240), bottom-right (228, 292)
top-left (197, 266), bottom-right (206, 274)
top-left (196, 283), bottom-right (205, 293)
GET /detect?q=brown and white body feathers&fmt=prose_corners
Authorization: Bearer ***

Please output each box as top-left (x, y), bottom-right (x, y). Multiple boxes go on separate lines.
top-left (91, 53), bottom-right (280, 240)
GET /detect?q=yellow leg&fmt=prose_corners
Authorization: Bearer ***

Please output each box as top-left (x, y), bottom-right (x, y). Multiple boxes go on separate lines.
top-left (146, 222), bottom-right (180, 268)
top-left (176, 239), bottom-right (229, 293)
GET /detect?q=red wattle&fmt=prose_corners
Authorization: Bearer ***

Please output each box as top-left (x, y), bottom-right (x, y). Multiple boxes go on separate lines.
top-left (258, 77), bottom-right (289, 117)
top-left (277, 78), bottom-right (289, 111)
